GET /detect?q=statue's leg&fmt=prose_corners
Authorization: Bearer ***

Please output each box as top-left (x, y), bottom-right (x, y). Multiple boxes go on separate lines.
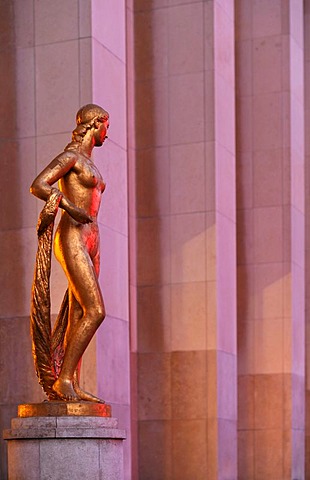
top-left (64, 293), bottom-right (84, 395)
top-left (52, 243), bottom-right (105, 401)
top-left (68, 251), bottom-right (105, 402)
top-left (64, 290), bottom-right (83, 354)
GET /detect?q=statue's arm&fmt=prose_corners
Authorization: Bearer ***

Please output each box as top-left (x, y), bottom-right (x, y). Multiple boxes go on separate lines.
top-left (30, 152), bottom-right (92, 224)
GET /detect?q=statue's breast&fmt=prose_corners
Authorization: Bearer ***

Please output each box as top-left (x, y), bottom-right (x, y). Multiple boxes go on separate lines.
top-left (75, 158), bottom-right (105, 192)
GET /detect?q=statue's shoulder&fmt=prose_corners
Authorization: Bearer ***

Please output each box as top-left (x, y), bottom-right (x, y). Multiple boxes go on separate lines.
top-left (54, 150), bottom-right (78, 168)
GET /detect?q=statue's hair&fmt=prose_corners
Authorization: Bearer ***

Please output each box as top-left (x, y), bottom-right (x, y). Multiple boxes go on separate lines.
top-left (65, 104), bottom-right (109, 152)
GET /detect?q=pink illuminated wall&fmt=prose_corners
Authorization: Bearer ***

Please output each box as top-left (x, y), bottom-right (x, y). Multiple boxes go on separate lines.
top-left (1, 1), bottom-right (310, 479)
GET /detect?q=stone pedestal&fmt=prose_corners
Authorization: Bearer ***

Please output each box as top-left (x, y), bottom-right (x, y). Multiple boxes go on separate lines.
top-left (3, 403), bottom-right (126, 480)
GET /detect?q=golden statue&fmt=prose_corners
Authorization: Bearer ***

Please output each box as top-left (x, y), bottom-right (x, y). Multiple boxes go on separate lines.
top-left (30, 104), bottom-right (109, 403)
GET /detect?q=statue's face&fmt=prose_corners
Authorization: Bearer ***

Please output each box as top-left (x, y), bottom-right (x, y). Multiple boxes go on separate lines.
top-left (94, 119), bottom-right (109, 147)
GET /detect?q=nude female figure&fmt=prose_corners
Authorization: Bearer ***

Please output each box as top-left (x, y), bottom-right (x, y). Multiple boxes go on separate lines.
top-left (30, 104), bottom-right (109, 402)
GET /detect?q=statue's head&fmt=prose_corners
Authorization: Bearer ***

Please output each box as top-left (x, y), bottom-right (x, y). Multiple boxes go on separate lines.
top-left (65, 104), bottom-right (110, 151)
top-left (76, 104), bottom-right (109, 126)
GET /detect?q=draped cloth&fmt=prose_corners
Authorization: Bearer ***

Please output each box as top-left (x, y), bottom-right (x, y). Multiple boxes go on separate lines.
top-left (30, 189), bottom-right (69, 400)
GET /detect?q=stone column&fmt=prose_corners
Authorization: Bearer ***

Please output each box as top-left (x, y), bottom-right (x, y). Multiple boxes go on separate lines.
top-left (236, 1), bottom-right (305, 478)
top-left (128, 1), bottom-right (237, 478)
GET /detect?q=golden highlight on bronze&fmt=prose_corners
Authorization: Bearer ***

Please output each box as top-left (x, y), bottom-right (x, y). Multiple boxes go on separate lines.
top-left (30, 104), bottom-right (109, 403)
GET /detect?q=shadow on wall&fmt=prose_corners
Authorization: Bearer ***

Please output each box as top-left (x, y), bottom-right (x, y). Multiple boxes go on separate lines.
top-left (130, 6), bottom-right (173, 479)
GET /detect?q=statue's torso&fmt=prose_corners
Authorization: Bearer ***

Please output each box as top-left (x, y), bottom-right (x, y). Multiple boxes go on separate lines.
top-left (54, 152), bottom-right (105, 260)
top-left (59, 151), bottom-right (105, 220)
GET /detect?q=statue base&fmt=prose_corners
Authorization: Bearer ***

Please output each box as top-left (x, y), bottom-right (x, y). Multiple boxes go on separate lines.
top-left (3, 403), bottom-right (126, 480)
top-left (18, 401), bottom-right (112, 418)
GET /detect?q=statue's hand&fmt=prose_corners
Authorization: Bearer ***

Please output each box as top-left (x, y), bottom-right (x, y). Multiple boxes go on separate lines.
top-left (67, 205), bottom-right (93, 224)
top-left (60, 196), bottom-right (93, 224)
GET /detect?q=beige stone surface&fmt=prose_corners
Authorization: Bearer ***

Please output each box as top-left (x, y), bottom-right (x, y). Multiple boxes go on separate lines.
top-left (135, 147), bottom-right (170, 217)
top-left (34, 0), bottom-right (78, 45)
top-left (78, 0), bottom-right (91, 37)
top-left (170, 213), bottom-right (206, 283)
top-left (137, 285), bottom-right (171, 352)
top-left (136, 216), bottom-right (171, 286)
top-left (168, 3), bottom-right (204, 76)
top-left (253, 207), bottom-right (283, 263)
top-left (134, 9), bottom-right (168, 81)
top-left (238, 429), bottom-right (254, 479)
top-left (169, 72), bottom-right (204, 145)
top-left (254, 429), bottom-right (283, 478)
top-left (138, 420), bottom-right (172, 480)
top-left (170, 142), bottom-right (205, 215)
top-left (172, 419), bottom-right (208, 480)
top-left (36, 41), bottom-right (79, 136)
top-left (238, 375), bottom-right (254, 430)
top-left (170, 282), bottom-right (207, 351)
top-left (138, 352), bottom-right (171, 421)
top-left (171, 351), bottom-right (208, 420)
top-left (134, 78), bottom-right (169, 148)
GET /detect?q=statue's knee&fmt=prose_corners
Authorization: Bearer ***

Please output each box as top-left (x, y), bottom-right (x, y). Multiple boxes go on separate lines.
top-left (88, 306), bottom-right (105, 327)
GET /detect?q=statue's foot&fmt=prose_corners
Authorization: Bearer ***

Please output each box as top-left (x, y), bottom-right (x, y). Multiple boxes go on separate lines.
top-left (73, 382), bottom-right (105, 403)
top-left (52, 378), bottom-right (80, 402)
